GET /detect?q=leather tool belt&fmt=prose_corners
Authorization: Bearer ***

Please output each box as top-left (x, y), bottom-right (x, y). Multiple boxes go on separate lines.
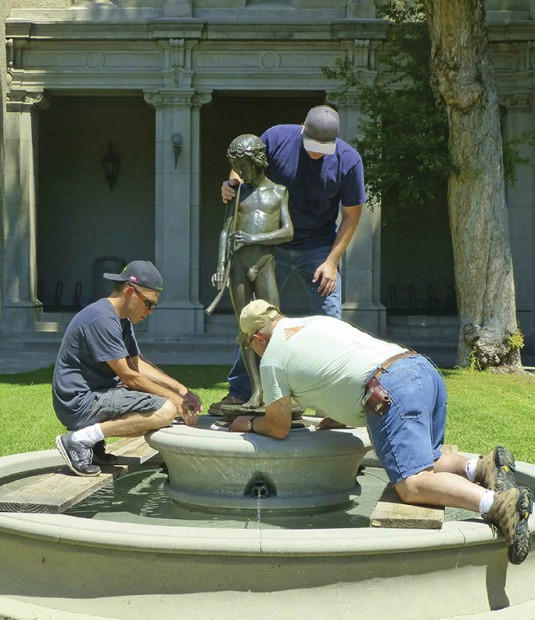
top-left (362, 350), bottom-right (418, 416)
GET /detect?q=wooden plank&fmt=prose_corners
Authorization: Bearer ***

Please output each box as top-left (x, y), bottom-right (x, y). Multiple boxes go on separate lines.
top-left (105, 436), bottom-right (160, 464)
top-left (0, 437), bottom-right (159, 514)
top-left (370, 485), bottom-right (445, 529)
top-left (369, 444), bottom-right (458, 530)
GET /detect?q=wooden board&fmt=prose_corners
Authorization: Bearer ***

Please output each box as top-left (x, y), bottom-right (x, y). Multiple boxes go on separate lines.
top-left (370, 485), bottom-right (445, 529)
top-left (369, 444), bottom-right (458, 530)
top-left (0, 436), bottom-right (159, 514)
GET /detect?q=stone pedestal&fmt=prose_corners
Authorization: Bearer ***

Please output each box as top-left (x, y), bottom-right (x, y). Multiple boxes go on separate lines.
top-left (146, 416), bottom-right (372, 511)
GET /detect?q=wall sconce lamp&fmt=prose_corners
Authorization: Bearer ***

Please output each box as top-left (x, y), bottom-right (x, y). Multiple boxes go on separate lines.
top-left (171, 133), bottom-right (183, 168)
top-left (102, 142), bottom-right (120, 189)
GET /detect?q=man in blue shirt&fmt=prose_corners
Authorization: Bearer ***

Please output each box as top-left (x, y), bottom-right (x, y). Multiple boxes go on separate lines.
top-left (210, 105), bottom-right (366, 412)
top-left (53, 260), bottom-right (201, 476)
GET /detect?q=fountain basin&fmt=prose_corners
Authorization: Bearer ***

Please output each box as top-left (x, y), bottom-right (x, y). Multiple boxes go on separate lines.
top-left (0, 448), bottom-right (534, 619)
top-left (146, 417), bottom-right (373, 511)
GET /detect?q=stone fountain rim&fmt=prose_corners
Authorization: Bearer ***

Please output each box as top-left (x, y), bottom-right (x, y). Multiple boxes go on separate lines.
top-left (1, 449), bottom-right (534, 558)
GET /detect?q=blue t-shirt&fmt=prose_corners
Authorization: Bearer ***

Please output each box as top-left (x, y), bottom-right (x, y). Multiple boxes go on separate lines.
top-left (52, 298), bottom-right (139, 426)
top-left (261, 124), bottom-right (366, 249)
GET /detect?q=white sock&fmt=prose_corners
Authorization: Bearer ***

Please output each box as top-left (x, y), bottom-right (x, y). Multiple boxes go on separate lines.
top-left (479, 489), bottom-right (495, 515)
top-left (466, 458), bottom-right (478, 482)
top-left (71, 424), bottom-right (104, 448)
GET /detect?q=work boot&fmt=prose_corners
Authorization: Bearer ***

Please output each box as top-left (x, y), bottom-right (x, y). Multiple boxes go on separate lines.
top-left (208, 394), bottom-right (245, 415)
top-left (484, 486), bottom-right (534, 565)
top-left (92, 440), bottom-right (119, 466)
top-left (55, 432), bottom-right (101, 477)
top-left (475, 446), bottom-right (517, 492)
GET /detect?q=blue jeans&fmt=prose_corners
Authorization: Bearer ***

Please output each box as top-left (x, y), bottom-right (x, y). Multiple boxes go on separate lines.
top-left (228, 244), bottom-right (341, 400)
top-left (366, 355), bottom-right (447, 485)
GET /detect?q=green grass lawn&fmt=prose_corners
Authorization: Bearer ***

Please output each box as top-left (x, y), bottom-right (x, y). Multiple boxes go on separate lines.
top-left (1, 365), bottom-right (534, 462)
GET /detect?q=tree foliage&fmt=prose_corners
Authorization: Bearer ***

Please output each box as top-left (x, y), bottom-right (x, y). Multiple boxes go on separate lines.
top-left (323, 1), bottom-right (452, 217)
top-left (323, 0), bottom-right (530, 215)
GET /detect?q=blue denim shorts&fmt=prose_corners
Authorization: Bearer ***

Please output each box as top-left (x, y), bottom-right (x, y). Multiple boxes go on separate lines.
top-left (366, 354), bottom-right (447, 485)
top-left (72, 387), bottom-right (167, 431)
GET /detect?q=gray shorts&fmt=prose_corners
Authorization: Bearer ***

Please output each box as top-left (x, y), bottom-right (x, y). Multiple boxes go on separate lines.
top-left (73, 387), bottom-right (168, 431)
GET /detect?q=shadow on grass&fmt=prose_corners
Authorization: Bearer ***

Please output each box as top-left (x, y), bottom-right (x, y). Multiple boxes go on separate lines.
top-left (159, 365), bottom-right (230, 390)
top-left (0, 366), bottom-right (54, 386)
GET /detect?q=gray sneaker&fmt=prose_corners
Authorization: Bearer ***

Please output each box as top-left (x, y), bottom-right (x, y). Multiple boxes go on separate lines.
top-left (485, 486), bottom-right (534, 565)
top-left (55, 432), bottom-right (101, 477)
top-left (475, 446), bottom-right (517, 492)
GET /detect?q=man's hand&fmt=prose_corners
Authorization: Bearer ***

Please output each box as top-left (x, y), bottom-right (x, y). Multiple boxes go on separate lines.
top-left (313, 261), bottom-right (338, 297)
top-left (183, 390), bottom-right (202, 413)
top-left (177, 390), bottom-right (202, 427)
top-left (179, 405), bottom-right (199, 427)
top-left (221, 179), bottom-right (239, 203)
top-left (228, 415), bottom-right (254, 433)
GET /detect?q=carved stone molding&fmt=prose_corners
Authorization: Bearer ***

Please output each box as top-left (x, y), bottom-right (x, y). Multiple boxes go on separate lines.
top-left (501, 92), bottom-right (533, 112)
top-left (327, 90), bottom-right (361, 109)
top-left (144, 90), bottom-right (196, 109)
top-left (158, 38), bottom-right (198, 88)
top-left (353, 39), bottom-right (371, 69)
top-left (6, 89), bottom-right (50, 112)
top-left (191, 91), bottom-right (213, 108)
top-left (144, 90), bottom-right (212, 109)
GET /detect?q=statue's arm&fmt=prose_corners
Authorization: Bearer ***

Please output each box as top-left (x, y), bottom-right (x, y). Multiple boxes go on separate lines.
top-left (211, 209), bottom-right (234, 290)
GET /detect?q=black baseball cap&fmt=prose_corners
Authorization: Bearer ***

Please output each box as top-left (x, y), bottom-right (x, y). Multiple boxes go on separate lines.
top-left (103, 260), bottom-right (163, 292)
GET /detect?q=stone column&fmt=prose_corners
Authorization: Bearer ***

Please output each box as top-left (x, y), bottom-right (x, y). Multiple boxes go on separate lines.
top-left (330, 41), bottom-right (385, 336)
top-left (3, 89), bottom-right (48, 333)
top-left (501, 87), bottom-right (535, 342)
top-left (144, 89), bottom-right (212, 338)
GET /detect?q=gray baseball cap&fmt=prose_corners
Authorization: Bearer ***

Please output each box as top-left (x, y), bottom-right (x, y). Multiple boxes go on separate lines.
top-left (103, 260), bottom-right (163, 292)
top-left (302, 105), bottom-right (339, 155)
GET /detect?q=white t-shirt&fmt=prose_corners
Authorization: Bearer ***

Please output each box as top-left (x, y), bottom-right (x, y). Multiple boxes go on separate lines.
top-left (260, 316), bottom-right (407, 427)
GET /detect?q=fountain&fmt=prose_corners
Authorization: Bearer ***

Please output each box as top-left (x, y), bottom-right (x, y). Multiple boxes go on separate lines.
top-left (145, 416), bottom-right (373, 511)
top-left (0, 419), bottom-right (534, 620)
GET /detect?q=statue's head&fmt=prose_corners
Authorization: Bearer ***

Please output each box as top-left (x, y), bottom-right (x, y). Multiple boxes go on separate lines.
top-left (227, 134), bottom-right (268, 169)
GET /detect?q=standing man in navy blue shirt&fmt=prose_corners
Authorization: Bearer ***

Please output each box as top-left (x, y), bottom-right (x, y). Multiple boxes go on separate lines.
top-left (210, 105), bottom-right (366, 413)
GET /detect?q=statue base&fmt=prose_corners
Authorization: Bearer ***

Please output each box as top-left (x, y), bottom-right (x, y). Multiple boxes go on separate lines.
top-left (219, 404), bottom-right (305, 421)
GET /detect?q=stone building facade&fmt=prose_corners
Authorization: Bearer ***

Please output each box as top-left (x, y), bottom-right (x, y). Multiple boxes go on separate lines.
top-left (1, 1), bottom-right (534, 350)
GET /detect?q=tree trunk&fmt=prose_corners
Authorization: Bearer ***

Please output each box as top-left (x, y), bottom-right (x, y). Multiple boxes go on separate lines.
top-left (422, 0), bottom-right (522, 370)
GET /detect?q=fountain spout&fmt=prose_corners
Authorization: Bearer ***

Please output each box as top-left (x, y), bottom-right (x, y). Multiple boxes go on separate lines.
top-left (247, 477), bottom-right (275, 499)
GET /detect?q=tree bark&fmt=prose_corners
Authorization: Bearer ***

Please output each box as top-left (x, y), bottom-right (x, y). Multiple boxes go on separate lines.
top-left (422, 0), bottom-right (522, 370)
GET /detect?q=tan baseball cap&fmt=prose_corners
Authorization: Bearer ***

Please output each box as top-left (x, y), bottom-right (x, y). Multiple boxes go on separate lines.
top-left (237, 300), bottom-right (281, 344)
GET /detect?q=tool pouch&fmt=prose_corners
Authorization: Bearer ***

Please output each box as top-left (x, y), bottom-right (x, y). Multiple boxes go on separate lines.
top-left (362, 375), bottom-right (391, 416)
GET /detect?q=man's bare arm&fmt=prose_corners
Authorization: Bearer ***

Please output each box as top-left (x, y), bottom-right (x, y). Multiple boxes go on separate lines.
top-left (109, 357), bottom-right (200, 425)
top-left (228, 395), bottom-right (293, 439)
top-left (313, 204), bottom-right (362, 296)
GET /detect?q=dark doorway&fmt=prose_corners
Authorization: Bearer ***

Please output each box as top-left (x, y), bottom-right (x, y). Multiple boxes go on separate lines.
top-left (37, 96), bottom-right (155, 310)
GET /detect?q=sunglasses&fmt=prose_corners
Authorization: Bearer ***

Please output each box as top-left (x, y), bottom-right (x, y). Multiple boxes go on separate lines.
top-left (130, 284), bottom-right (158, 310)
top-left (244, 331), bottom-right (260, 350)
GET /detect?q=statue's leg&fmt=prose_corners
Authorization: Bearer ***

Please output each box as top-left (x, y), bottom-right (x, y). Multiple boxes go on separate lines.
top-left (254, 258), bottom-right (280, 308)
top-left (229, 262), bottom-right (263, 409)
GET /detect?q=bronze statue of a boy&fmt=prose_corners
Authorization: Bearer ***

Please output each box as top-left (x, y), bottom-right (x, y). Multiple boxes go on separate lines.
top-left (208, 134), bottom-right (293, 408)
